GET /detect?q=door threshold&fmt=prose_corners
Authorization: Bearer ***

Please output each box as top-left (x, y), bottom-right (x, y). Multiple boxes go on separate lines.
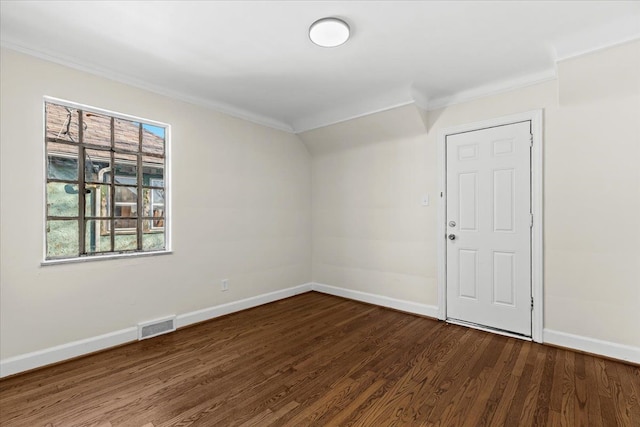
top-left (447, 318), bottom-right (532, 341)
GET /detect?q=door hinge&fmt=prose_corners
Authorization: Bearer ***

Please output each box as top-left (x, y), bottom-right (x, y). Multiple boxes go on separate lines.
top-left (531, 297), bottom-right (534, 310)
top-left (529, 134), bottom-right (533, 147)
top-left (530, 213), bottom-right (534, 228)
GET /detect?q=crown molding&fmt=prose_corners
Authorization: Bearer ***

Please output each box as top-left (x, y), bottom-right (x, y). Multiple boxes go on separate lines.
top-left (0, 40), bottom-right (295, 133)
top-left (291, 89), bottom-right (415, 133)
top-left (409, 87), bottom-right (430, 111)
top-left (293, 66), bottom-right (559, 133)
top-left (552, 14), bottom-right (640, 62)
top-left (554, 35), bottom-right (640, 63)
top-left (425, 68), bottom-right (558, 111)
top-left (4, 31), bottom-right (636, 135)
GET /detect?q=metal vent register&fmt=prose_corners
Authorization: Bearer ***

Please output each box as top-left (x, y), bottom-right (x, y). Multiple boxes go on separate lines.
top-left (138, 316), bottom-right (176, 340)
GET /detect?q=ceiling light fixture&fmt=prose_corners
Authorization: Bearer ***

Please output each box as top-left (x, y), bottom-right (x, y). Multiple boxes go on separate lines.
top-left (309, 17), bottom-right (350, 48)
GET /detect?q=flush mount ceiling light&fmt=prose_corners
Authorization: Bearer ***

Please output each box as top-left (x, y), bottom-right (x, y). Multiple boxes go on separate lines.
top-left (309, 17), bottom-right (350, 47)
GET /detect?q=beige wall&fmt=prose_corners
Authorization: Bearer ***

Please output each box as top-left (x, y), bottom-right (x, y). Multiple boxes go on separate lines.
top-left (301, 105), bottom-right (437, 304)
top-left (544, 41), bottom-right (640, 346)
top-left (303, 40), bottom-right (640, 349)
top-left (1, 40), bottom-right (638, 362)
top-left (0, 48), bottom-right (312, 359)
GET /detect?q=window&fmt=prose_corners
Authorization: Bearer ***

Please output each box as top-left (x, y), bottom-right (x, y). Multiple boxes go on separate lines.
top-left (44, 99), bottom-right (169, 260)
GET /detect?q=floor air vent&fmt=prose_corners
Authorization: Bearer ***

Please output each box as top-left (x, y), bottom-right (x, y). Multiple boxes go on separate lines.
top-left (138, 315), bottom-right (176, 340)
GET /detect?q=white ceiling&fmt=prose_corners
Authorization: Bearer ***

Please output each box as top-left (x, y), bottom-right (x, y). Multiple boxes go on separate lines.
top-left (1, 1), bottom-right (639, 133)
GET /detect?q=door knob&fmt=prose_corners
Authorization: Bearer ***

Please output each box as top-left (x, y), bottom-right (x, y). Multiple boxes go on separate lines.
top-left (448, 234), bottom-right (456, 240)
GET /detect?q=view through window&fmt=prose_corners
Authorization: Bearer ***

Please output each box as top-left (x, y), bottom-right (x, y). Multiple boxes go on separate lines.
top-left (45, 100), bottom-right (168, 260)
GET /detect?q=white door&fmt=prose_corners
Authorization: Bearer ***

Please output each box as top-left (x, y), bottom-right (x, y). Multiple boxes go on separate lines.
top-left (446, 121), bottom-right (532, 336)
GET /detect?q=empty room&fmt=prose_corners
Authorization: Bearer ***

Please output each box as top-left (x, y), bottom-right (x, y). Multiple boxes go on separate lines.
top-left (0, 1), bottom-right (639, 426)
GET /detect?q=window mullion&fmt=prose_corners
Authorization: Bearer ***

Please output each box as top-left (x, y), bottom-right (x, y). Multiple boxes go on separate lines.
top-left (110, 117), bottom-right (116, 252)
top-left (78, 110), bottom-right (86, 255)
top-left (137, 123), bottom-right (143, 251)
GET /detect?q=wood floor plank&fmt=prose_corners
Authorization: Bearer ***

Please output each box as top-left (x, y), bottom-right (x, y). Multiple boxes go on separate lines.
top-left (323, 378), bottom-right (386, 426)
top-left (423, 332), bottom-right (493, 425)
top-left (475, 338), bottom-right (531, 427)
top-left (616, 363), bottom-right (640, 423)
top-left (560, 349), bottom-right (576, 426)
top-left (604, 359), bottom-right (635, 426)
top-left (461, 339), bottom-right (515, 427)
top-left (474, 337), bottom-right (523, 426)
top-left (548, 345), bottom-right (565, 416)
top-left (531, 346), bottom-right (556, 427)
top-left (584, 355), bottom-right (603, 425)
top-left (1, 292), bottom-right (638, 427)
top-left (502, 341), bottom-right (540, 426)
top-left (573, 352), bottom-right (589, 427)
top-left (518, 350), bottom-right (547, 426)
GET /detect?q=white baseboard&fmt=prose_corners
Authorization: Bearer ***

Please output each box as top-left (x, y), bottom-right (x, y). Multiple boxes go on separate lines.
top-left (0, 327), bottom-right (138, 378)
top-left (312, 284), bottom-right (639, 365)
top-left (0, 283), bottom-right (314, 378)
top-left (176, 283), bottom-right (313, 328)
top-left (4, 284), bottom-right (636, 378)
top-left (311, 282), bottom-right (439, 319)
top-left (543, 329), bottom-right (640, 365)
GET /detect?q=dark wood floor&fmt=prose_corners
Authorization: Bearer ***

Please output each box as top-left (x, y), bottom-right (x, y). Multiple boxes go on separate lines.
top-left (1, 292), bottom-right (638, 427)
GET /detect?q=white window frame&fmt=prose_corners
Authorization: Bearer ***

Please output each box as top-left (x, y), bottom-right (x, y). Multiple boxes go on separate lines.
top-left (41, 96), bottom-right (172, 265)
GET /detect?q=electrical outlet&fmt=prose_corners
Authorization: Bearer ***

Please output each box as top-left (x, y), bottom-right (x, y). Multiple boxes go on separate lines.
top-left (221, 279), bottom-right (229, 292)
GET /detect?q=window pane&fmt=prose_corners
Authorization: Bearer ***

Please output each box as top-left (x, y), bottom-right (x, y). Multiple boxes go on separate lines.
top-left (47, 155), bottom-right (78, 180)
top-left (114, 184), bottom-right (137, 227)
top-left (99, 185), bottom-right (112, 217)
top-left (115, 185), bottom-right (137, 204)
top-left (47, 183), bottom-right (79, 217)
top-left (143, 188), bottom-right (164, 217)
top-left (114, 218), bottom-right (137, 229)
top-left (46, 103), bottom-right (79, 143)
top-left (143, 156), bottom-right (164, 184)
top-left (143, 220), bottom-right (165, 251)
top-left (152, 215), bottom-right (164, 229)
top-left (114, 118), bottom-right (140, 152)
top-left (142, 124), bottom-right (165, 155)
top-left (47, 220), bottom-right (79, 258)
top-left (115, 204), bottom-right (138, 218)
top-left (47, 143), bottom-right (78, 180)
top-left (115, 152), bottom-right (137, 181)
top-left (114, 185), bottom-right (137, 229)
top-left (114, 232), bottom-right (137, 251)
top-left (85, 220), bottom-right (113, 253)
top-left (85, 149), bottom-right (111, 183)
top-left (153, 189), bottom-right (164, 204)
top-left (85, 185), bottom-right (110, 217)
top-left (83, 111), bottom-right (111, 147)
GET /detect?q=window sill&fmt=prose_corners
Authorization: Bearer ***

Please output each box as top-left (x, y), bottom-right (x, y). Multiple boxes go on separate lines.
top-left (41, 250), bottom-right (172, 266)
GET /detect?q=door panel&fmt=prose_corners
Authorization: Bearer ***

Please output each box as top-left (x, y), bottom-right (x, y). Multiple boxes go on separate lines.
top-left (446, 121), bottom-right (532, 336)
top-left (458, 249), bottom-right (478, 299)
top-left (493, 169), bottom-right (514, 232)
top-left (459, 172), bottom-right (478, 231)
top-left (493, 251), bottom-right (515, 306)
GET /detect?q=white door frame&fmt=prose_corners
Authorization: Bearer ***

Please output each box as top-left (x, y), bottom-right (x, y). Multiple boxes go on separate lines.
top-left (437, 110), bottom-right (544, 343)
